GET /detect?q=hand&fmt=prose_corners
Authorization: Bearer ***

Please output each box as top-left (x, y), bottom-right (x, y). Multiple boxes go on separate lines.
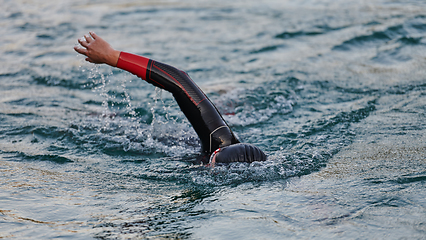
top-left (74, 32), bottom-right (120, 67)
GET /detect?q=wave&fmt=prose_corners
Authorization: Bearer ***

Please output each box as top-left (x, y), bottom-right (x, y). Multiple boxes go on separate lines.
top-left (275, 24), bottom-right (346, 39)
top-left (300, 100), bottom-right (376, 137)
top-left (250, 44), bottom-right (286, 54)
top-left (4, 151), bottom-right (73, 164)
top-left (213, 79), bottom-right (298, 127)
top-left (332, 16), bottom-right (426, 56)
top-left (33, 73), bottom-right (103, 90)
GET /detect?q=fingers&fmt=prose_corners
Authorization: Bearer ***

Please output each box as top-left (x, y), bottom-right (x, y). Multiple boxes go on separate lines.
top-left (78, 37), bottom-right (89, 48)
top-left (76, 32), bottom-right (95, 48)
top-left (89, 31), bottom-right (98, 40)
top-left (75, 32), bottom-right (108, 65)
top-left (84, 34), bottom-right (94, 43)
top-left (85, 57), bottom-right (94, 63)
top-left (74, 45), bottom-right (88, 56)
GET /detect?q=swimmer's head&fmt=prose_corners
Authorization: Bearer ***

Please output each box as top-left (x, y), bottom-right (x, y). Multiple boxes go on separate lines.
top-left (209, 143), bottom-right (267, 165)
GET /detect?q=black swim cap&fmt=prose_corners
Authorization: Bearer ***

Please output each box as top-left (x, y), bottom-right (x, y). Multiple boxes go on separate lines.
top-left (209, 143), bottom-right (267, 164)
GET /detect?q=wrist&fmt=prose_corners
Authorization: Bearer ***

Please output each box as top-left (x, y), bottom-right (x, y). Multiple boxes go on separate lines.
top-left (108, 50), bottom-right (120, 67)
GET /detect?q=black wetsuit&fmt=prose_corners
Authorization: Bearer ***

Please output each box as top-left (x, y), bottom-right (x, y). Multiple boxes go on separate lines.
top-left (116, 52), bottom-right (266, 164)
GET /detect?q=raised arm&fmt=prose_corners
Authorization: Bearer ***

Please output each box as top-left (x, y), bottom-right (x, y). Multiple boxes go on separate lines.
top-left (74, 32), bottom-right (240, 156)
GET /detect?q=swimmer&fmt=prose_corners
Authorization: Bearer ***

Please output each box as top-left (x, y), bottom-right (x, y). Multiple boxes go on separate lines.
top-left (74, 32), bottom-right (266, 165)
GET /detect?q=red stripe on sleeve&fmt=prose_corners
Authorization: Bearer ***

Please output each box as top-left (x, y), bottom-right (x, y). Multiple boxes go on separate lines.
top-left (116, 52), bottom-right (149, 80)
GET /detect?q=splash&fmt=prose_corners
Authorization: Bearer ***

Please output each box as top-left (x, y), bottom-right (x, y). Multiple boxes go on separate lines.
top-left (72, 67), bottom-right (200, 158)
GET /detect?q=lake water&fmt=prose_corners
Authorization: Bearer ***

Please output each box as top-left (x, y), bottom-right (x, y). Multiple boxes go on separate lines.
top-left (1, 0), bottom-right (425, 239)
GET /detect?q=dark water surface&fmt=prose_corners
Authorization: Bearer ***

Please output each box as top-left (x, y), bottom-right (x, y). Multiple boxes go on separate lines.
top-left (1, 0), bottom-right (426, 239)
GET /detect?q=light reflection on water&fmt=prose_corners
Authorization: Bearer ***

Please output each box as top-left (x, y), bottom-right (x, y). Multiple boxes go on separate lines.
top-left (1, 0), bottom-right (426, 239)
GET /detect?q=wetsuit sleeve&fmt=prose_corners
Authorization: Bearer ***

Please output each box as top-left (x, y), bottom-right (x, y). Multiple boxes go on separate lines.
top-left (116, 52), bottom-right (149, 82)
top-left (116, 52), bottom-right (240, 155)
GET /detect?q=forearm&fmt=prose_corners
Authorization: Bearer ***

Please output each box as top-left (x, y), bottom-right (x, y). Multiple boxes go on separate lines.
top-left (116, 52), bottom-right (149, 79)
top-left (116, 52), bottom-right (186, 92)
